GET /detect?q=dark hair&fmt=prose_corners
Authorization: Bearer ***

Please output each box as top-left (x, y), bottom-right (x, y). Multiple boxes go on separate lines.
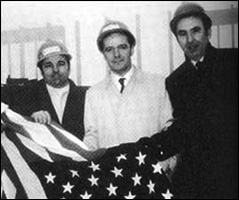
top-left (39, 55), bottom-right (71, 74)
top-left (170, 3), bottom-right (212, 37)
top-left (98, 31), bottom-right (136, 53)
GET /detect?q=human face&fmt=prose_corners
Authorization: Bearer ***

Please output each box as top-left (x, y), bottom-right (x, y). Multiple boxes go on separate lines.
top-left (41, 55), bottom-right (70, 88)
top-left (102, 33), bottom-right (134, 76)
top-left (176, 17), bottom-right (211, 61)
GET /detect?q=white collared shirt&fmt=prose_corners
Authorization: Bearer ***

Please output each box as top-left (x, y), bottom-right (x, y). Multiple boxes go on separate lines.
top-left (191, 57), bottom-right (204, 69)
top-left (111, 66), bottom-right (135, 92)
top-left (46, 84), bottom-right (70, 123)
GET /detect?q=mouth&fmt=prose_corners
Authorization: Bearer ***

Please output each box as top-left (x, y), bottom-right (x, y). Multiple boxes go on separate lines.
top-left (186, 44), bottom-right (199, 54)
top-left (51, 73), bottom-right (60, 79)
top-left (113, 59), bottom-right (124, 64)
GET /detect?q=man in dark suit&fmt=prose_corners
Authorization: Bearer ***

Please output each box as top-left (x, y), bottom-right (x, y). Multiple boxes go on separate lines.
top-left (164, 2), bottom-right (238, 199)
top-left (28, 40), bottom-right (86, 140)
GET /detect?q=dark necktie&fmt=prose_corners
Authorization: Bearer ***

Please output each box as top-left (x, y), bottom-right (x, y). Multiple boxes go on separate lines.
top-left (195, 61), bottom-right (203, 70)
top-left (119, 78), bottom-right (126, 93)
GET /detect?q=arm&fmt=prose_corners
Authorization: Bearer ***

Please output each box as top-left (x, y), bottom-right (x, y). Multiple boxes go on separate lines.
top-left (83, 91), bottom-right (99, 151)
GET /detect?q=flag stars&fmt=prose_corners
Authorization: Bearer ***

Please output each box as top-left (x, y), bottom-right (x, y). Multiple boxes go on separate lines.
top-left (117, 154), bottom-right (127, 162)
top-left (147, 180), bottom-right (155, 194)
top-left (162, 189), bottom-right (173, 199)
top-left (106, 183), bottom-right (118, 196)
top-left (124, 191), bottom-right (136, 199)
top-left (152, 162), bottom-right (163, 174)
top-left (132, 173), bottom-right (142, 186)
top-left (69, 170), bottom-right (79, 178)
top-left (89, 162), bottom-right (100, 172)
top-left (62, 182), bottom-right (74, 194)
top-left (88, 175), bottom-right (99, 186)
top-left (80, 191), bottom-right (92, 199)
top-left (135, 151), bottom-right (146, 166)
top-left (111, 167), bottom-right (123, 178)
top-left (44, 172), bottom-right (56, 184)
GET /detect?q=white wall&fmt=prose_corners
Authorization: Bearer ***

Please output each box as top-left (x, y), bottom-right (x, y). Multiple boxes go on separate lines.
top-left (1, 1), bottom-right (238, 85)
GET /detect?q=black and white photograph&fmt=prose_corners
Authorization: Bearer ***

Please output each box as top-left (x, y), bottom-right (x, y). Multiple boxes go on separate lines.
top-left (1, 1), bottom-right (238, 199)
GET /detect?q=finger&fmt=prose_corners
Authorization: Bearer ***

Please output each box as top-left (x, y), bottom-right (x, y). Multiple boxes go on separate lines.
top-left (32, 114), bottom-right (40, 123)
top-left (36, 112), bottom-right (46, 124)
top-left (44, 111), bottom-right (52, 124)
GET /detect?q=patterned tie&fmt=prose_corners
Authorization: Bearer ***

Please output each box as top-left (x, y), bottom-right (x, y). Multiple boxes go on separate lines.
top-left (119, 78), bottom-right (126, 93)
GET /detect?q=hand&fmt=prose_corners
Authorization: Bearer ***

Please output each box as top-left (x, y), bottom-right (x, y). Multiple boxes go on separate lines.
top-left (31, 111), bottom-right (52, 124)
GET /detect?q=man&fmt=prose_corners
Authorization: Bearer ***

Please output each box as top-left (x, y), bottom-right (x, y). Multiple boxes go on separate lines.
top-left (165, 2), bottom-right (238, 198)
top-left (83, 20), bottom-right (174, 157)
top-left (28, 40), bottom-right (86, 140)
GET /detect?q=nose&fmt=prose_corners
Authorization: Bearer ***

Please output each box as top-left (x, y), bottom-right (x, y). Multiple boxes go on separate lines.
top-left (187, 33), bottom-right (193, 43)
top-left (52, 64), bottom-right (59, 72)
top-left (114, 48), bottom-right (120, 58)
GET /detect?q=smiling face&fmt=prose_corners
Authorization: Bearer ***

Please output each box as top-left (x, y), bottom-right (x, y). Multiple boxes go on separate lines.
top-left (176, 16), bottom-right (211, 61)
top-left (102, 33), bottom-right (134, 76)
top-left (41, 54), bottom-right (70, 88)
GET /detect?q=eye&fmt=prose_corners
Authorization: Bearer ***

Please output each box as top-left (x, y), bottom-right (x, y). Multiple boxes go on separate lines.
top-left (177, 30), bottom-right (187, 37)
top-left (43, 63), bottom-right (53, 69)
top-left (104, 47), bottom-right (113, 53)
top-left (58, 60), bottom-right (66, 66)
top-left (192, 27), bottom-right (201, 34)
top-left (119, 44), bottom-right (129, 50)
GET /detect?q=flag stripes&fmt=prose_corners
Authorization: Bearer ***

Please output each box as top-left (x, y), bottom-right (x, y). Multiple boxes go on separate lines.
top-left (1, 103), bottom-right (175, 199)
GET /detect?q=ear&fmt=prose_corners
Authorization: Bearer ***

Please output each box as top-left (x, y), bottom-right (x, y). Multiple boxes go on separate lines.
top-left (130, 47), bottom-right (135, 56)
top-left (207, 28), bottom-right (212, 39)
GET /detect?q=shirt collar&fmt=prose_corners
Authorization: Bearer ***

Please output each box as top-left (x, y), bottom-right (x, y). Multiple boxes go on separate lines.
top-left (191, 56), bottom-right (204, 69)
top-left (46, 83), bottom-right (70, 96)
top-left (111, 66), bottom-right (135, 90)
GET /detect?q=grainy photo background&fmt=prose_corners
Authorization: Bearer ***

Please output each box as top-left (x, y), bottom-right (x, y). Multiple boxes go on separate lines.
top-left (1, 1), bottom-right (238, 86)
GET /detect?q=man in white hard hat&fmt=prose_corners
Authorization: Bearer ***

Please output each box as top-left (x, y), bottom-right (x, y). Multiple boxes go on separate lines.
top-left (30, 40), bottom-right (86, 140)
top-left (83, 20), bottom-right (177, 175)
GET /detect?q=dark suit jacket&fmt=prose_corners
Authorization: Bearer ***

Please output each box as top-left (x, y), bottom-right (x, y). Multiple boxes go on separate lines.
top-left (165, 44), bottom-right (238, 199)
top-left (21, 79), bottom-right (87, 140)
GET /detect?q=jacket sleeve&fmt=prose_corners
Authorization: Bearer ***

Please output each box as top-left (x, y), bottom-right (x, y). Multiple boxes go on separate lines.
top-left (83, 90), bottom-right (99, 151)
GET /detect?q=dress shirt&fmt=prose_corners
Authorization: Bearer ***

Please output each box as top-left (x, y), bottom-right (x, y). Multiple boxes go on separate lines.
top-left (46, 84), bottom-right (70, 123)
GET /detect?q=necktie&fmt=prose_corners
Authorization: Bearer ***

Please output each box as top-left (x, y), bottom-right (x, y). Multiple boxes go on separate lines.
top-left (195, 61), bottom-right (203, 70)
top-left (119, 78), bottom-right (126, 93)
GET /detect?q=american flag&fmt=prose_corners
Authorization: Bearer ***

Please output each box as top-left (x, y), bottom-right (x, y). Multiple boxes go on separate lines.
top-left (1, 103), bottom-right (175, 199)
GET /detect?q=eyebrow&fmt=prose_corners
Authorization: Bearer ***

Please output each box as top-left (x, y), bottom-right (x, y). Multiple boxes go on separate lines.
top-left (177, 26), bottom-right (202, 34)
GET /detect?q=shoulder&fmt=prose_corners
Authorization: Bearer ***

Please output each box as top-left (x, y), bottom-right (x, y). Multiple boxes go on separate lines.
top-left (138, 70), bottom-right (165, 84)
top-left (69, 79), bottom-right (89, 92)
top-left (217, 48), bottom-right (238, 58)
top-left (137, 70), bottom-right (168, 93)
top-left (32, 79), bottom-right (46, 93)
top-left (166, 62), bottom-right (188, 83)
top-left (68, 80), bottom-right (89, 100)
top-left (216, 48), bottom-right (238, 67)
top-left (85, 78), bottom-right (108, 97)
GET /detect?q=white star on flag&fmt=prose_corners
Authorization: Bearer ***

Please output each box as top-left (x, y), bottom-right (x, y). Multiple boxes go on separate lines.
top-left (162, 189), bottom-right (173, 199)
top-left (147, 180), bottom-right (155, 194)
top-left (69, 170), bottom-right (79, 178)
top-left (111, 167), bottom-right (123, 178)
top-left (80, 191), bottom-right (92, 199)
top-left (124, 191), bottom-right (136, 199)
top-left (45, 172), bottom-right (56, 184)
top-left (117, 154), bottom-right (127, 162)
top-left (106, 183), bottom-right (118, 196)
top-left (89, 162), bottom-right (100, 172)
top-left (152, 162), bottom-right (163, 174)
top-left (88, 175), bottom-right (99, 186)
top-left (132, 173), bottom-right (142, 186)
top-left (135, 151), bottom-right (146, 166)
top-left (62, 182), bottom-right (74, 194)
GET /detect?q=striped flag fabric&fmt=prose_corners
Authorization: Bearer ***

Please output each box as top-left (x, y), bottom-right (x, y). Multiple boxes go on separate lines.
top-left (1, 102), bottom-right (176, 199)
